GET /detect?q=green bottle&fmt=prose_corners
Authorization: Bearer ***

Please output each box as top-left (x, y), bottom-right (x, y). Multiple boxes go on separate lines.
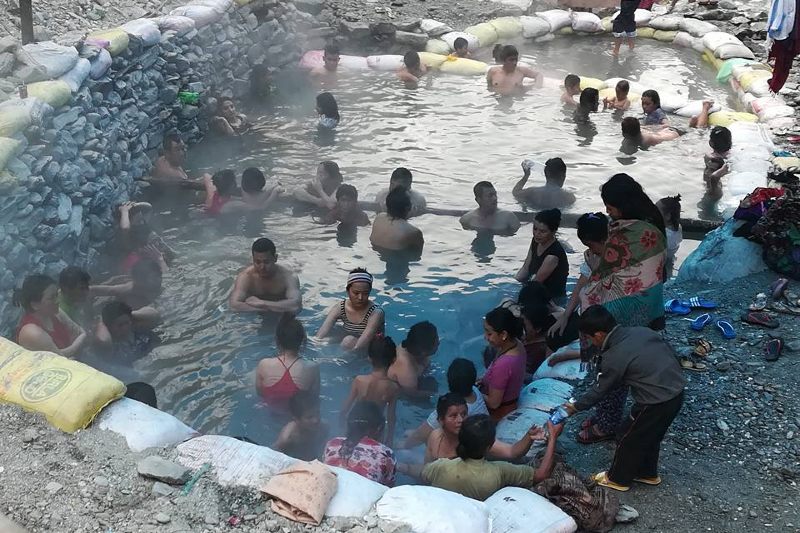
top-left (178, 91), bottom-right (199, 105)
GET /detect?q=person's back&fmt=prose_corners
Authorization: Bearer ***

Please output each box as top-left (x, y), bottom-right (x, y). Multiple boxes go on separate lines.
top-left (370, 189), bottom-right (423, 250)
top-left (423, 456), bottom-right (532, 500)
top-left (514, 158), bottom-right (575, 209)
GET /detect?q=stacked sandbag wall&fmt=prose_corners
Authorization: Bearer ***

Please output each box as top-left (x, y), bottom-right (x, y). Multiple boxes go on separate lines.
top-left (0, 0), bottom-right (310, 334)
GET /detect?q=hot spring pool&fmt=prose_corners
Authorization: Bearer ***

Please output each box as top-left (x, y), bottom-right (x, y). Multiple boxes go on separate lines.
top-left (127, 35), bottom-right (716, 444)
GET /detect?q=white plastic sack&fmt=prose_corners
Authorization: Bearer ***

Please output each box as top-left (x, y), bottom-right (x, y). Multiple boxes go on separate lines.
top-left (121, 19), bottom-right (162, 47)
top-left (648, 15), bottom-right (682, 31)
top-left (671, 31), bottom-right (693, 47)
top-left (758, 105), bottom-right (795, 122)
top-left (702, 31), bottom-right (742, 52)
top-left (486, 487), bottom-right (577, 533)
top-left (766, 116), bottom-right (795, 129)
top-left (58, 57), bottom-right (90, 92)
top-left (420, 19), bottom-right (453, 37)
top-left (367, 55), bottom-right (404, 71)
top-left (376, 486), bottom-right (490, 533)
top-left (441, 32), bottom-right (480, 51)
top-left (678, 219), bottom-right (767, 282)
top-left (691, 37), bottom-right (706, 53)
top-left (518, 390), bottom-right (569, 412)
top-left (0, 103), bottom-right (31, 137)
top-left (190, 0), bottom-right (233, 13)
top-left (750, 95), bottom-right (786, 115)
top-left (674, 100), bottom-right (721, 118)
top-left (528, 377), bottom-right (574, 398)
top-left (635, 8), bottom-right (652, 26)
top-left (748, 77), bottom-right (772, 98)
top-left (154, 15), bottom-right (197, 35)
top-left (325, 466), bottom-right (388, 518)
top-left (715, 43), bottom-right (756, 60)
top-left (679, 18), bottom-right (718, 37)
top-left (16, 41), bottom-right (79, 78)
top-left (496, 407), bottom-right (550, 445)
top-left (339, 55), bottom-right (370, 70)
top-left (89, 49), bottom-right (112, 79)
top-left (95, 398), bottom-right (198, 452)
top-left (169, 5), bottom-right (222, 27)
top-left (176, 435), bottom-right (297, 489)
top-left (535, 9), bottom-right (571, 32)
top-left (520, 16), bottom-right (551, 38)
top-left (659, 91), bottom-right (690, 113)
top-left (532, 341), bottom-right (586, 381)
top-left (0, 96), bottom-right (54, 126)
top-left (571, 12), bottom-right (602, 33)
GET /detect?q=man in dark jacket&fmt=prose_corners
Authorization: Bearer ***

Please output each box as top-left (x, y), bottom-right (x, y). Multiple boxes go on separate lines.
top-left (562, 305), bottom-right (686, 492)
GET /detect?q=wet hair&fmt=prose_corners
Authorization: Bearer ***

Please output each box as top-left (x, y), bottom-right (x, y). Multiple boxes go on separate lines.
top-left (212, 169), bottom-right (237, 196)
top-left (535, 208), bottom-right (561, 233)
top-left (576, 212), bottom-right (609, 243)
top-left (621, 117), bottom-right (642, 141)
top-left (709, 126), bottom-right (732, 153)
top-left (59, 266), bottom-right (90, 289)
top-left (289, 390), bottom-right (319, 420)
top-left (324, 43), bottom-right (340, 56)
top-left (658, 194), bottom-right (682, 231)
top-left (340, 401), bottom-right (385, 461)
top-left (456, 414), bottom-right (496, 460)
top-left (492, 43), bottom-right (504, 62)
top-left (544, 157), bottom-right (567, 186)
top-left (317, 92), bottom-right (340, 121)
top-left (521, 303), bottom-right (551, 331)
top-left (499, 44), bottom-right (518, 61)
top-left (217, 97), bottom-right (235, 114)
top-left (275, 315), bottom-right (306, 351)
top-left (473, 181), bottom-right (494, 199)
top-left (578, 305), bottom-right (618, 335)
top-left (437, 392), bottom-right (467, 420)
top-left (252, 237), bottom-right (276, 255)
top-left (391, 167), bottom-right (413, 186)
top-left (385, 187), bottom-right (412, 219)
top-left (402, 321), bottom-right (438, 358)
top-left (368, 335), bottom-right (397, 370)
top-left (320, 161), bottom-right (343, 183)
top-left (601, 173), bottom-right (666, 235)
top-left (447, 358), bottom-right (477, 397)
top-left (454, 37), bottom-right (468, 50)
top-left (101, 300), bottom-right (132, 329)
top-left (163, 132), bottom-right (183, 151)
top-left (564, 74), bottom-right (580, 89)
top-left (579, 88), bottom-right (599, 112)
top-left (242, 167), bottom-right (266, 193)
top-left (616, 80), bottom-right (630, 95)
top-left (131, 258), bottom-right (162, 285)
top-left (484, 306), bottom-right (524, 339)
top-left (641, 89), bottom-right (661, 109)
top-left (14, 274), bottom-right (56, 311)
top-left (518, 281), bottom-right (550, 308)
top-left (336, 183), bottom-right (358, 201)
top-left (404, 51), bottom-right (421, 69)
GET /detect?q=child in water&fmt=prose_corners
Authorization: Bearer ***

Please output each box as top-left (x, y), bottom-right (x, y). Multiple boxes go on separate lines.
top-left (204, 169), bottom-right (238, 216)
top-left (397, 51), bottom-right (427, 86)
top-left (320, 184), bottom-right (370, 226)
top-left (703, 126), bottom-right (731, 200)
top-left (603, 80), bottom-right (631, 111)
top-left (657, 195), bottom-right (683, 279)
top-left (273, 391), bottom-right (329, 461)
top-left (317, 92), bottom-right (340, 129)
top-left (451, 37), bottom-right (471, 58)
top-left (561, 74), bottom-right (581, 106)
top-left (641, 89), bottom-right (668, 125)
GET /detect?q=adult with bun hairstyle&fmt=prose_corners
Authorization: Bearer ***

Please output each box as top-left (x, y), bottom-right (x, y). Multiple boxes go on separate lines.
top-left (515, 208), bottom-right (569, 299)
top-left (479, 307), bottom-right (527, 420)
top-left (315, 268), bottom-right (384, 352)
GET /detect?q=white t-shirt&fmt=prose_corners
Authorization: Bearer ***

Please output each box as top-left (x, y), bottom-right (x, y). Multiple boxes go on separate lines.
top-left (665, 226), bottom-right (682, 262)
top-left (426, 386), bottom-right (489, 429)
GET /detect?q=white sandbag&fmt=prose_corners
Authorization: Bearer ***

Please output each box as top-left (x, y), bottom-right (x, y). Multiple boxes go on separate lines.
top-left (176, 435), bottom-right (297, 489)
top-left (441, 32), bottom-right (480, 51)
top-left (367, 55), bottom-right (404, 71)
top-left (169, 5), bottom-right (222, 27)
top-left (659, 91), bottom-right (689, 113)
top-left (648, 15), bottom-right (682, 31)
top-left (750, 95), bottom-right (785, 116)
top-left (702, 31), bottom-right (741, 52)
top-left (121, 19), bottom-right (162, 47)
top-left (715, 43), bottom-right (756, 60)
top-left (671, 31), bottom-right (694, 47)
top-left (16, 41), bottom-right (79, 78)
top-left (674, 100), bottom-right (721, 118)
top-left (532, 341), bottom-right (586, 381)
top-left (425, 39), bottom-right (451, 55)
top-left (604, 77), bottom-right (646, 95)
top-left (758, 105), bottom-right (795, 122)
top-left (765, 116), bottom-right (795, 129)
top-left (154, 15), bottom-right (197, 36)
top-left (339, 55), bottom-right (370, 70)
top-left (89, 48), bottom-right (112, 79)
top-left (486, 487), bottom-right (578, 533)
top-left (634, 9), bottom-right (653, 26)
top-left (691, 37), bottom-right (707, 53)
top-left (520, 16), bottom-right (551, 38)
top-left (528, 377), bottom-right (574, 398)
top-left (679, 18), bottom-right (718, 37)
top-left (571, 12), bottom-right (602, 33)
top-left (518, 390), bottom-right (569, 412)
top-left (748, 77), bottom-right (772, 98)
top-left (58, 57), bottom-right (90, 92)
top-left (376, 486), bottom-right (490, 533)
top-left (95, 397), bottom-right (198, 452)
top-left (190, 0), bottom-right (233, 13)
top-left (0, 104), bottom-right (31, 137)
top-left (535, 9), bottom-right (571, 32)
top-left (496, 407), bottom-right (550, 445)
top-left (420, 19), bottom-right (453, 37)
top-left (535, 33), bottom-right (556, 43)
top-left (325, 466), bottom-right (388, 518)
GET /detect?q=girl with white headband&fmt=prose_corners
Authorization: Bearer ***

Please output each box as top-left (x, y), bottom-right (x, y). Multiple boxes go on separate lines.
top-left (315, 268), bottom-right (385, 352)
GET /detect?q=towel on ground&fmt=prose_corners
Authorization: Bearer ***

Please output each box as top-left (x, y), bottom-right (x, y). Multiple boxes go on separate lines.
top-left (262, 460), bottom-right (338, 525)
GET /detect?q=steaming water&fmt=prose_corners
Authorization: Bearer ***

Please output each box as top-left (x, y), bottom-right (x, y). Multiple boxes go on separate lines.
top-left (132, 37), bottom-right (714, 445)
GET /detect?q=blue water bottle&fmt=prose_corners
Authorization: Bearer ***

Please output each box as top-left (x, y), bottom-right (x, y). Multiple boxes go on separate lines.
top-left (549, 406), bottom-right (569, 425)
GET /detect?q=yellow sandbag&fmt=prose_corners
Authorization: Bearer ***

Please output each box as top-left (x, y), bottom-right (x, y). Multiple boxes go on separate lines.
top-left (773, 156), bottom-right (800, 170)
top-left (465, 23), bottom-right (498, 46)
top-left (87, 28), bottom-right (130, 56)
top-left (439, 57), bottom-right (488, 76)
top-left (0, 107), bottom-right (31, 137)
top-left (601, 17), bottom-right (612, 32)
top-left (0, 337), bottom-right (125, 433)
top-left (636, 27), bottom-right (655, 38)
top-left (599, 87), bottom-right (640, 102)
top-left (26, 81), bottom-right (72, 108)
top-left (558, 26), bottom-right (574, 35)
top-left (579, 76), bottom-right (606, 90)
top-left (653, 30), bottom-right (677, 42)
top-left (708, 111), bottom-right (758, 127)
top-left (0, 137), bottom-right (22, 171)
top-left (738, 69), bottom-right (772, 91)
top-left (418, 52), bottom-right (448, 69)
top-left (425, 39), bottom-right (450, 55)
top-left (489, 17), bottom-right (523, 38)
top-left (702, 48), bottom-right (723, 71)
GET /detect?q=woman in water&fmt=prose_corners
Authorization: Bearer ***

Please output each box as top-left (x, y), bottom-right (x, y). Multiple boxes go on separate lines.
top-left (256, 315), bottom-right (320, 409)
top-left (480, 307), bottom-right (527, 420)
top-left (576, 174), bottom-right (666, 444)
top-left (293, 161), bottom-right (344, 210)
top-left (317, 92), bottom-right (340, 130)
top-left (15, 274), bottom-right (88, 358)
top-left (641, 90), bottom-right (668, 126)
top-left (515, 208), bottom-right (569, 300)
top-left (316, 268), bottom-right (384, 352)
top-left (323, 400), bottom-right (396, 486)
top-left (211, 97), bottom-right (251, 136)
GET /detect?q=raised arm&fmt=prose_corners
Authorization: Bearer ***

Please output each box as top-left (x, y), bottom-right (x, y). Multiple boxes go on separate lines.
top-left (512, 164), bottom-right (532, 197)
top-left (488, 425), bottom-right (542, 460)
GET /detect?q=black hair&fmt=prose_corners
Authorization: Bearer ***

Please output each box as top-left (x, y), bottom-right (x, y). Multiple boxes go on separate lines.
top-left (657, 194), bottom-right (682, 231)
top-left (59, 266), bottom-right (90, 289)
top-left (289, 390), bottom-right (319, 419)
top-left (163, 132), bottom-right (183, 151)
top-left (317, 92), bottom-right (340, 121)
top-left (252, 237), bottom-right (276, 255)
top-left (579, 87), bottom-right (599, 112)
top-left (447, 358), bottom-right (477, 397)
top-left (641, 89), bottom-right (661, 109)
top-left (709, 125), bottom-right (732, 153)
top-left (456, 414), bottom-right (495, 460)
top-left (346, 267), bottom-right (371, 288)
top-left (391, 167), bottom-right (413, 185)
top-left (576, 212), bottom-right (609, 243)
top-left (564, 74), bottom-right (580, 89)
top-left (621, 117), bottom-right (642, 141)
top-left (616, 80), bottom-right (630, 94)
top-left (101, 300), bottom-right (132, 329)
top-left (402, 321), bottom-right (438, 358)
top-left (404, 51), bottom-right (421, 69)
top-left (368, 335), bottom-right (397, 370)
top-left (131, 258), bottom-right (162, 284)
top-left (544, 157), bottom-right (566, 186)
top-left (535, 208), bottom-right (561, 233)
top-left (454, 37), bottom-right (468, 50)
top-left (212, 169), bottom-right (237, 196)
top-left (275, 315), bottom-right (306, 352)
top-left (340, 401), bottom-right (385, 461)
top-left (242, 167), bottom-right (266, 193)
top-left (324, 43), bottom-right (340, 56)
top-left (517, 281), bottom-right (550, 308)
top-left (436, 392), bottom-right (467, 420)
top-left (13, 274), bottom-right (56, 311)
top-left (492, 43), bottom-right (504, 62)
top-left (521, 303), bottom-right (551, 331)
top-left (578, 305), bottom-right (618, 335)
top-left (336, 183), bottom-right (358, 201)
top-left (386, 187), bottom-right (412, 219)
top-left (499, 44), bottom-right (518, 61)
top-left (320, 161), bottom-right (343, 183)
top-left (217, 97), bottom-right (235, 114)
top-left (484, 306), bottom-right (524, 339)
top-left (601, 173), bottom-right (666, 235)
top-left (473, 180), bottom-right (494, 199)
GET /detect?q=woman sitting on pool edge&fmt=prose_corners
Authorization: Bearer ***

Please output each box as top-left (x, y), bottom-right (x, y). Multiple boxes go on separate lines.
top-left (480, 307), bottom-right (527, 420)
top-left (315, 268), bottom-right (384, 352)
top-left (515, 208), bottom-right (569, 300)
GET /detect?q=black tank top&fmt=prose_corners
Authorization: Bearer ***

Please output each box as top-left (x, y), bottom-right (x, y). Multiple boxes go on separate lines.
top-left (528, 240), bottom-right (569, 298)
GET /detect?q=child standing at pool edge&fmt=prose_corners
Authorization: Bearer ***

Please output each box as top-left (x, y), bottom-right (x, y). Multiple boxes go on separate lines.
top-left (612, 0), bottom-right (638, 56)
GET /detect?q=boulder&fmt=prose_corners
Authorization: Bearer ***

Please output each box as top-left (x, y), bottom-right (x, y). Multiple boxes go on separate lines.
top-left (137, 456), bottom-right (191, 485)
top-left (394, 31), bottom-right (428, 49)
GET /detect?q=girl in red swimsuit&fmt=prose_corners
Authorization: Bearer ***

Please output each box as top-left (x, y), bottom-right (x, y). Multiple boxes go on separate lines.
top-left (204, 169), bottom-right (239, 216)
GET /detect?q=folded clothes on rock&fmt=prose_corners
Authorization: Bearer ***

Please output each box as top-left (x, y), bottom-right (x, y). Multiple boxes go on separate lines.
top-left (262, 460), bottom-right (337, 525)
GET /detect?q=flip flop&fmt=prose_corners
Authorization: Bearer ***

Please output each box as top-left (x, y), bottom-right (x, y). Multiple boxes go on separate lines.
top-left (664, 299), bottom-right (691, 315)
top-left (716, 320), bottom-right (736, 339)
top-left (633, 476), bottom-right (662, 486)
top-left (680, 356), bottom-right (707, 372)
top-left (740, 311), bottom-right (780, 329)
top-left (576, 426), bottom-right (615, 445)
top-left (770, 278), bottom-right (789, 300)
top-left (769, 301), bottom-right (800, 316)
top-left (765, 338), bottom-right (783, 362)
top-left (691, 338), bottom-right (713, 358)
top-left (592, 471), bottom-right (630, 492)
top-left (784, 290), bottom-right (800, 307)
top-left (749, 293), bottom-right (768, 311)
top-left (685, 297), bottom-right (718, 309)
top-left (690, 313), bottom-right (713, 331)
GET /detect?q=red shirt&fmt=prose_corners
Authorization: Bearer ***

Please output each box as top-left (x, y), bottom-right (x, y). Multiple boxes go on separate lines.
top-left (323, 436), bottom-right (396, 486)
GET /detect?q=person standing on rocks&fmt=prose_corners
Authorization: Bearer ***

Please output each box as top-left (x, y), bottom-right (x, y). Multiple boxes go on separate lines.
top-left (486, 45), bottom-right (542, 96)
top-left (310, 43), bottom-right (340, 85)
top-left (561, 305), bottom-right (686, 492)
top-left (228, 237), bottom-right (302, 315)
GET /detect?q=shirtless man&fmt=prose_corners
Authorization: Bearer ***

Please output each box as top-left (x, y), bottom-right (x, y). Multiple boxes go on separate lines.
top-left (374, 167), bottom-right (426, 217)
top-left (460, 181), bottom-right (521, 234)
top-left (397, 51), bottom-right (427, 86)
top-left (310, 44), bottom-right (340, 84)
top-left (486, 45), bottom-right (542, 96)
top-left (229, 238), bottom-right (303, 314)
top-left (388, 321), bottom-right (439, 397)
top-left (152, 133), bottom-right (189, 181)
top-left (370, 188), bottom-right (424, 251)
top-left (513, 158), bottom-right (576, 209)
top-left (621, 116), bottom-right (681, 148)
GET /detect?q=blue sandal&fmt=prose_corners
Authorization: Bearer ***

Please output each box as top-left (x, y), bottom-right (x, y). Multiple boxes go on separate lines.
top-left (665, 299), bottom-right (691, 315)
top-left (690, 313), bottom-right (713, 331)
top-left (685, 297), bottom-right (718, 309)
top-left (716, 320), bottom-right (736, 339)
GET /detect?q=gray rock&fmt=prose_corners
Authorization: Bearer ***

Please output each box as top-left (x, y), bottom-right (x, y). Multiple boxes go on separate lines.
top-left (151, 481), bottom-right (175, 497)
top-left (15, 64), bottom-right (49, 84)
top-left (155, 512), bottom-right (171, 524)
top-left (45, 482), bottom-right (63, 494)
top-left (21, 428), bottom-right (38, 443)
top-left (137, 456), bottom-right (190, 485)
top-left (340, 21), bottom-right (371, 40)
top-left (394, 31), bottom-right (428, 49)
top-left (0, 53), bottom-right (14, 77)
top-left (56, 194), bottom-right (71, 222)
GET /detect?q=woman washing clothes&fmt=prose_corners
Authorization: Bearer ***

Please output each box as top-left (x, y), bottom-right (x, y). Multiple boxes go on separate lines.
top-left (480, 307), bottom-right (527, 420)
top-left (515, 209), bottom-right (569, 301)
top-left (315, 268), bottom-right (384, 352)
